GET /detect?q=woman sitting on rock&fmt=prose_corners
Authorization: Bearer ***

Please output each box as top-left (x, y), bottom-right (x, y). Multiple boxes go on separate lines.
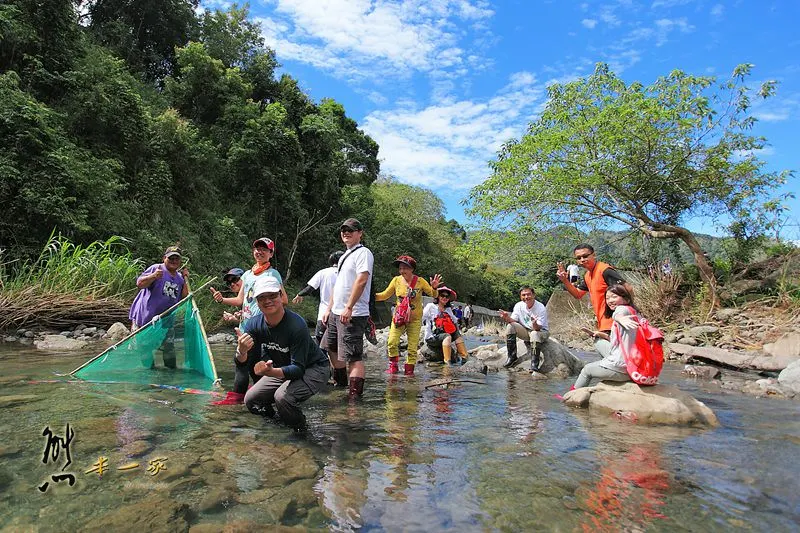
top-left (572, 283), bottom-right (641, 389)
top-left (422, 286), bottom-right (469, 366)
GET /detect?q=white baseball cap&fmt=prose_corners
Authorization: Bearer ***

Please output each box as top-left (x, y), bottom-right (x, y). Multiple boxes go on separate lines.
top-left (252, 276), bottom-right (282, 298)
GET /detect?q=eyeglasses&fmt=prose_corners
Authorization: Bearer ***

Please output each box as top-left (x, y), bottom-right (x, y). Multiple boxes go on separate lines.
top-left (575, 252), bottom-right (594, 260)
top-left (340, 228), bottom-right (357, 234)
top-left (226, 277), bottom-right (240, 286)
top-left (166, 256), bottom-right (181, 262)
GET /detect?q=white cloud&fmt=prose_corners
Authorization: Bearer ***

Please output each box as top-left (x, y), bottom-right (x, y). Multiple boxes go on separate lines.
top-left (582, 18), bottom-right (598, 29)
top-left (653, 17), bottom-right (694, 45)
top-left (362, 73), bottom-right (546, 190)
top-left (710, 4), bottom-right (724, 18)
top-left (253, 0), bottom-right (494, 80)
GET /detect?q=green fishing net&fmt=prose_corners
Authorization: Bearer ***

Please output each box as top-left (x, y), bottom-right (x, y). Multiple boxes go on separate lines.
top-left (72, 296), bottom-right (219, 391)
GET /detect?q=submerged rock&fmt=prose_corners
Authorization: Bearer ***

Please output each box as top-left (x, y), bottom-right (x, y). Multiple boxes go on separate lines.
top-left (681, 365), bottom-right (721, 380)
top-left (562, 382), bottom-right (719, 426)
top-left (34, 334), bottom-right (88, 351)
top-left (80, 495), bottom-right (191, 532)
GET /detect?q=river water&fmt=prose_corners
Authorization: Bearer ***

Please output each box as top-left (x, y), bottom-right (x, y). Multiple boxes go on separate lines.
top-left (1, 339), bottom-right (799, 531)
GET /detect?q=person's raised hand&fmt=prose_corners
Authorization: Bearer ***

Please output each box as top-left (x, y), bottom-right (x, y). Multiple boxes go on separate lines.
top-left (430, 273), bottom-right (442, 289)
top-left (292, 294), bottom-right (303, 304)
top-left (556, 262), bottom-right (568, 282)
top-left (234, 327), bottom-right (253, 361)
top-left (498, 309), bottom-right (511, 323)
top-left (210, 286), bottom-right (224, 303)
top-left (152, 268), bottom-right (164, 280)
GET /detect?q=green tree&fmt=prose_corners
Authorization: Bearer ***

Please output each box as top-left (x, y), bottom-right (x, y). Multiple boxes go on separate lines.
top-left (468, 63), bottom-right (793, 306)
top-left (0, 72), bottom-right (122, 256)
top-left (84, 0), bottom-right (199, 81)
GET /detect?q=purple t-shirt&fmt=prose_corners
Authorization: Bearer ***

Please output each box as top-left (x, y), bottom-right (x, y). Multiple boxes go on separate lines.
top-left (128, 264), bottom-right (187, 327)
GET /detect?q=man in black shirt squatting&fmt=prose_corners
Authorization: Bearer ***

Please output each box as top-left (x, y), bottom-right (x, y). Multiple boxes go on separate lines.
top-left (237, 276), bottom-right (330, 430)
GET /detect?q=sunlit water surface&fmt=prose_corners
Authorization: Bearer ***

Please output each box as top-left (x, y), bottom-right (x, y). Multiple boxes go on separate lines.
top-left (1, 337), bottom-right (799, 532)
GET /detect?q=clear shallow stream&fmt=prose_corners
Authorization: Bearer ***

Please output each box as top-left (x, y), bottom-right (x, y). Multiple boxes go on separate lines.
top-left (0, 338), bottom-right (799, 532)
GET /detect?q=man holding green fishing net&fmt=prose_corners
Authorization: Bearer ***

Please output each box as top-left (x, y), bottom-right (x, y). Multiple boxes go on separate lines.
top-left (128, 245), bottom-right (190, 368)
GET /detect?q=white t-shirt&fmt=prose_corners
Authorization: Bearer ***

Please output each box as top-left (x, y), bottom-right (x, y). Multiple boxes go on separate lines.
top-left (421, 302), bottom-right (458, 340)
top-left (510, 300), bottom-right (549, 331)
top-left (332, 244), bottom-right (374, 317)
top-left (307, 266), bottom-right (337, 321)
top-left (463, 305), bottom-right (473, 319)
top-left (567, 264), bottom-right (580, 278)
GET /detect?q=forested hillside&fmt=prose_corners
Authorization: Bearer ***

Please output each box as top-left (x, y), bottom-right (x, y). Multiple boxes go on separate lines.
top-left (0, 1), bottom-right (518, 309)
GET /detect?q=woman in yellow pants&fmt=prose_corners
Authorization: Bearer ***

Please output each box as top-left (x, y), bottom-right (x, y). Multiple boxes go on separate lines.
top-left (375, 255), bottom-right (441, 375)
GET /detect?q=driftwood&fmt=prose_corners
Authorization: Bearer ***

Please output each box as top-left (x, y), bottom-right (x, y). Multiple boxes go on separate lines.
top-left (424, 378), bottom-right (486, 389)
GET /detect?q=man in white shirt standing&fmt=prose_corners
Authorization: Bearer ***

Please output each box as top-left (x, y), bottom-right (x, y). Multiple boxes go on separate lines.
top-left (293, 250), bottom-right (345, 386)
top-left (498, 286), bottom-right (550, 372)
top-left (322, 218), bottom-right (374, 399)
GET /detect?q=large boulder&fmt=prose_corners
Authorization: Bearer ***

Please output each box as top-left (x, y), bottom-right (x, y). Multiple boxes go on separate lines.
top-left (105, 322), bottom-right (129, 341)
top-left (562, 381), bottom-right (719, 426)
top-left (669, 342), bottom-right (799, 372)
top-left (466, 337), bottom-right (584, 376)
top-left (778, 360), bottom-right (800, 395)
top-left (764, 333), bottom-right (800, 358)
top-left (34, 335), bottom-right (88, 351)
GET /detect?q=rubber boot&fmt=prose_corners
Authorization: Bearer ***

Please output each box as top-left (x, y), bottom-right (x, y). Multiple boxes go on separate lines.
top-left (530, 342), bottom-right (542, 372)
top-left (212, 391), bottom-right (245, 405)
top-left (503, 335), bottom-right (519, 368)
top-left (456, 342), bottom-right (468, 363)
top-left (442, 342), bottom-right (453, 364)
top-left (348, 377), bottom-right (365, 399)
top-left (333, 367), bottom-right (348, 388)
top-left (404, 363), bottom-right (415, 376)
top-left (386, 356), bottom-right (400, 374)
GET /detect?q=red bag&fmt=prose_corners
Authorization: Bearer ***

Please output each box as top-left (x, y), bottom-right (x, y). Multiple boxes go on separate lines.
top-left (434, 312), bottom-right (457, 335)
top-left (616, 308), bottom-right (664, 386)
top-left (393, 275), bottom-right (418, 326)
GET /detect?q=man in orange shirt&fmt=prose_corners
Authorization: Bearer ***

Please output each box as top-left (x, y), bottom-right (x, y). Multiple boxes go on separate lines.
top-left (557, 244), bottom-right (625, 357)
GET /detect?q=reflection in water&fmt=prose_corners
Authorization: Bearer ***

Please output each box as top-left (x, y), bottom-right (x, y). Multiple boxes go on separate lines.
top-left (577, 444), bottom-right (670, 531)
top-left (1, 343), bottom-right (800, 530)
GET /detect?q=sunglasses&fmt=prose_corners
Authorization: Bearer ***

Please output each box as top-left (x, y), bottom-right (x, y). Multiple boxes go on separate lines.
top-left (225, 277), bottom-right (241, 286)
top-left (575, 252), bottom-right (594, 260)
top-left (340, 228), bottom-right (358, 234)
top-left (439, 293), bottom-right (451, 299)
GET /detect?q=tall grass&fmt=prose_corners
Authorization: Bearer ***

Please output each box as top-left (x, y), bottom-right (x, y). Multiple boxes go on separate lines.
top-left (0, 235), bottom-right (146, 330)
top-left (627, 271), bottom-right (683, 327)
top-left (2, 234), bottom-right (143, 298)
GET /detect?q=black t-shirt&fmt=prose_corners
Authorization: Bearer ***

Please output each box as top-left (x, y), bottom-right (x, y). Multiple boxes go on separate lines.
top-left (576, 266), bottom-right (625, 292)
top-left (241, 309), bottom-right (328, 380)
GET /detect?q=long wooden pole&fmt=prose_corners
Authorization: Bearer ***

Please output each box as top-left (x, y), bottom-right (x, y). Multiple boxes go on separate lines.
top-left (69, 278), bottom-right (215, 376)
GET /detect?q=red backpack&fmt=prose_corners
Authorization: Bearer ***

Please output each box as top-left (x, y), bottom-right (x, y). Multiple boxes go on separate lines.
top-left (393, 275), bottom-right (418, 326)
top-left (615, 308), bottom-right (664, 386)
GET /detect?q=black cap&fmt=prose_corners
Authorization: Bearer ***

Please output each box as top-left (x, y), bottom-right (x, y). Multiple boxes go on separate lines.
top-left (340, 218), bottom-right (363, 232)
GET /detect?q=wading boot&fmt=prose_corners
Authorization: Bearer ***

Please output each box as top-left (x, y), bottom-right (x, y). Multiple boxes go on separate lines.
top-left (530, 342), bottom-right (542, 372)
top-left (211, 391), bottom-right (245, 405)
top-left (456, 342), bottom-right (469, 363)
top-left (442, 343), bottom-right (453, 365)
top-left (503, 335), bottom-right (520, 368)
top-left (348, 377), bottom-right (365, 400)
top-left (404, 363), bottom-right (415, 376)
top-left (386, 356), bottom-right (400, 374)
top-left (333, 367), bottom-right (348, 387)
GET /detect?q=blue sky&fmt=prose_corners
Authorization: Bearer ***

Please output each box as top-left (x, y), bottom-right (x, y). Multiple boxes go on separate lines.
top-left (203, 0), bottom-right (799, 239)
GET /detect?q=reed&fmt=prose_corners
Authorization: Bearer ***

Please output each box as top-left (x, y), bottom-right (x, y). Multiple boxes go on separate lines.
top-left (0, 235), bottom-right (142, 330)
